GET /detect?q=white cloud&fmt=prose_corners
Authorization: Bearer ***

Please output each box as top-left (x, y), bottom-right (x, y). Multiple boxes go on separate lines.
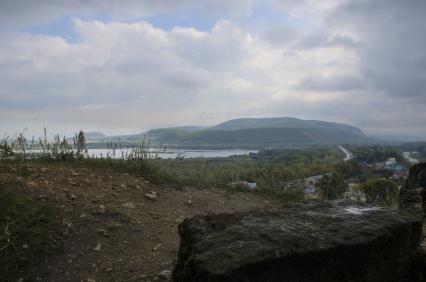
top-left (0, 0), bottom-right (425, 140)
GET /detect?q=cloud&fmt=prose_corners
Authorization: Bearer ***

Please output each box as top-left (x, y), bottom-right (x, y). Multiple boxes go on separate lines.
top-left (0, 0), bottom-right (425, 139)
top-left (327, 0), bottom-right (426, 101)
top-left (0, 0), bottom-right (253, 30)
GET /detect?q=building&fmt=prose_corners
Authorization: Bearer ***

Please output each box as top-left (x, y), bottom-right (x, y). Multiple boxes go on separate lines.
top-left (393, 171), bottom-right (408, 180)
top-left (385, 158), bottom-right (396, 166)
top-left (303, 175), bottom-right (323, 194)
top-left (230, 180), bottom-right (257, 190)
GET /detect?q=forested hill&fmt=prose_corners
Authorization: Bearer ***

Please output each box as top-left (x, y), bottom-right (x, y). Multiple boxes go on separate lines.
top-left (211, 117), bottom-right (364, 135)
top-left (143, 117), bottom-right (370, 149)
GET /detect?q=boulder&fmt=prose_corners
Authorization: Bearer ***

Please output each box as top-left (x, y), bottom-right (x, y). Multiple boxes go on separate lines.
top-left (173, 200), bottom-right (422, 282)
top-left (399, 162), bottom-right (426, 216)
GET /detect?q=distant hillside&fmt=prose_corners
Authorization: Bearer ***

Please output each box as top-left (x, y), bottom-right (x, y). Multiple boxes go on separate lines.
top-left (169, 126), bottom-right (208, 132)
top-left (85, 117), bottom-right (369, 149)
top-left (84, 132), bottom-right (107, 141)
top-left (212, 117), bottom-right (364, 136)
top-left (143, 117), bottom-right (369, 149)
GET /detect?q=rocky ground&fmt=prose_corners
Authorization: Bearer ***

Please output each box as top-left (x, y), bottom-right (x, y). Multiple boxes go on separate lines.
top-left (2, 162), bottom-right (280, 282)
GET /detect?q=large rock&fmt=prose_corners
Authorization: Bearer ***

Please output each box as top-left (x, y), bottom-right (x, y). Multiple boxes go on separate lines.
top-left (173, 201), bottom-right (422, 282)
top-left (399, 162), bottom-right (426, 216)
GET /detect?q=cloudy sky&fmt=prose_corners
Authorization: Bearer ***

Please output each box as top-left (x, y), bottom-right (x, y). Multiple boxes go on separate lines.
top-left (0, 0), bottom-right (425, 140)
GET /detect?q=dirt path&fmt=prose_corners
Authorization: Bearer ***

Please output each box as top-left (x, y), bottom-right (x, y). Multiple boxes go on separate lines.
top-left (7, 163), bottom-right (280, 281)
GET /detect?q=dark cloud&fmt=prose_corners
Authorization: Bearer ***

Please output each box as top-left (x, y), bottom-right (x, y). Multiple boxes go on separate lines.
top-left (328, 0), bottom-right (426, 102)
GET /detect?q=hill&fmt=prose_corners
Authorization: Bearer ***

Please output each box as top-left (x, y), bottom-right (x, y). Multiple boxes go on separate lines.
top-left (212, 117), bottom-right (364, 135)
top-left (144, 117), bottom-right (369, 149)
top-left (84, 132), bottom-right (107, 141)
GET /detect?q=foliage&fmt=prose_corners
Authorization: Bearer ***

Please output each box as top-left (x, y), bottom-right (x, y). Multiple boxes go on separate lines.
top-left (360, 178), bottom-right (399, 207)
top-left (316, 173), bottom-right (347, 200)
top-left (333, 160), bottom-right (363, 179)
top-left (346, 145), bottom-right (405, 164)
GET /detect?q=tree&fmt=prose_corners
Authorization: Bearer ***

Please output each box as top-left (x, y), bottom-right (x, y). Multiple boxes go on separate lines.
top-left (333, 160), bottom-right (362, 179)
top-left (317, 173), bottom-right (347, 200)
top-left (360, 178), bottom-right (399, 207)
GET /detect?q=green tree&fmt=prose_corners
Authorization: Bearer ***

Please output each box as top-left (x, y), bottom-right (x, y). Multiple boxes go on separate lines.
top-left (360, 178), bottom-right (399, 207)
top-left (317, 173), bottom-right (347, 200)
top-left (333, 160), bottom-right (362, 179)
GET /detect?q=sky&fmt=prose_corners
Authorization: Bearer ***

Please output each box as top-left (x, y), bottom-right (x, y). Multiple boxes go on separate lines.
top-left (0, 0), bottom-right (425, 141)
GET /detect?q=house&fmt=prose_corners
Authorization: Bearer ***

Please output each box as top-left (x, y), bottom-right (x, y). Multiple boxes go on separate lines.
top-left (374, 162), bottom-right (386, 170)
top-left (230, 180), bottom-right (257, 190)
top-left (385, 158), bottom-right (396, 166)
top-left (386, 162), bottom-right (406, 172)
top-left (393, 171), bottom-right (408, 180)
top-left (303, 185), bottom-right (316, 194)
top-left (303, 175), bottom-right (323, 194)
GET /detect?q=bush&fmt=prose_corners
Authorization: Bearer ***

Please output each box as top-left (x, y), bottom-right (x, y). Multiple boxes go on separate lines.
top-left (316, 173), bottom-right (347, 200)
top-left (360, 178), bottom-right (399, 207)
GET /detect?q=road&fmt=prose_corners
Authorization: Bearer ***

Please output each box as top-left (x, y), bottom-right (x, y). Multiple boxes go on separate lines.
top-left (403, 151), bottom-right (420, 165)
top-left (338, 145), bottom-right (353, 161)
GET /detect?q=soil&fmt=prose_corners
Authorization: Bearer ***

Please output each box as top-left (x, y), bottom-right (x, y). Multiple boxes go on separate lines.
top-left (3, 162), bottom-right (280, 282)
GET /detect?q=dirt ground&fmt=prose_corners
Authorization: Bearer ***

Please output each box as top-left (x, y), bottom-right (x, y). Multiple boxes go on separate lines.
top-left (3, 163), bottom-right (281, 282)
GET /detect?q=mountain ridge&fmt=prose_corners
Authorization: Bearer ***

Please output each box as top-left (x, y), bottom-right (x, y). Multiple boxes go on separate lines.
top-left (88, 117), bottom-right (370, 148)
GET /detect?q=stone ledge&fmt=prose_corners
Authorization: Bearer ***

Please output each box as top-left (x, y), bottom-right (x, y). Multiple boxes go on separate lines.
top-left (173, 200), bottom-right (422, 282)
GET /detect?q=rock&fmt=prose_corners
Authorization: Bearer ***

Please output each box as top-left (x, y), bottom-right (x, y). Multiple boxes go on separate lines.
top-left (158, 270), bottom-right (172, 281)
top-left (173, 200), bottom-right (422, 282)
top-left (99, 205), bottom-right (106, 213)
top-left (144, 191), bottom-right (157, 200)
top-left (106, 222), bottom-right (122, 230)
top-left (122, 202), bottom-right (136, 209)
top-left (70, 194), bottom-right (77, 200)
top-left (187, 199), bottom-right (194, 206)
top-left (97, 228), bottom-right (109, 237)
top-left (93, 243), bottom-right (101, 252)
top-left (399, 162), bottom-right (426, 216)
top-left (153, 243), bottom-right (162, 252)
top-left (26, 181), bottom-right (38, 188)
